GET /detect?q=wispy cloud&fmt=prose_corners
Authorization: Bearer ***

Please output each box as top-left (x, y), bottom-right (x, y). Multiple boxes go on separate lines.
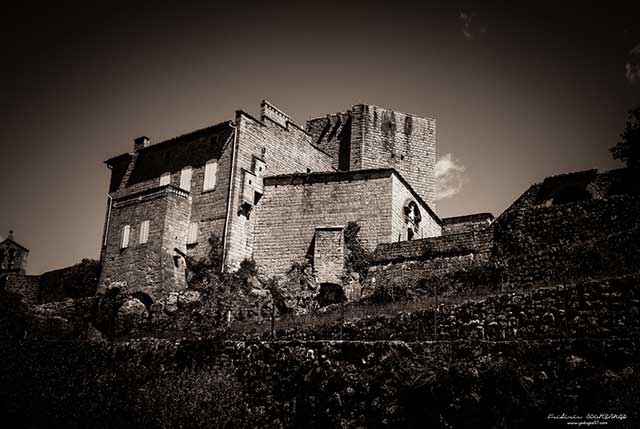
top-left (435, 153), bottom-right (466, 200)
top-left (626, 43), bottom-right (640, 84)
top-left (459, 11), bottom-right (486, 41)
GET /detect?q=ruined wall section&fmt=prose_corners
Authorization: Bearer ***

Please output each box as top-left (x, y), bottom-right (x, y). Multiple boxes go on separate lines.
top-left (224, 109), bottom-right (336, 269)
top-left (375, 226), bottom-right (494, 264)
top-left (352, 105), bottom-right (437, 207)
top-left (442, 213), bottom-right (494, 235)
top-left (370, 193), bottom-right (640, 298)
top-left (306, 112), bottom-right (352, 171)
top-left (252, 174), bottom-right (393, 275)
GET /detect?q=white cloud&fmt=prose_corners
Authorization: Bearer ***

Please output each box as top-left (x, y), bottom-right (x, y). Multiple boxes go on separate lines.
top-left (435, 153), bottom-right (466, 200)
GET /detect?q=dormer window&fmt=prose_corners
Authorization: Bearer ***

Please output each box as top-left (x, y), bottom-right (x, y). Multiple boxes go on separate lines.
top-left (160, 172), bottom-right (171, 186)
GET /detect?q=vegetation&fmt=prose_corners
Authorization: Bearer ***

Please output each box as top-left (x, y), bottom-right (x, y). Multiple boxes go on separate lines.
top-left (611, 107), bottom-right (640, 168)
top-left (38, 258), bottom-right (101, 301)
top-left (343, 222), bottom-right (374, 281)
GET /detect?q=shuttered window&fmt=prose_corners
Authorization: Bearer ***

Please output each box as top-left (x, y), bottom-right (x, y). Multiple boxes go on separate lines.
top-left (187, 222), bottom-right (199, 244)
top-left (121, 225), bottom-right (131, 248)
top-left (139, 220), bottom-right (149, 244)
top-left (159, 172), bottom-right (171, 186)
top-left (203, 160), bottom-right (217, 191)
top-left (179, 166), bottom-right (192, 191)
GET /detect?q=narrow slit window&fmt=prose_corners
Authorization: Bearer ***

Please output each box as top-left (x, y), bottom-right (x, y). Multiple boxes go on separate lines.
top-left (121, 225), bottom-right (131, 248)
top-left (139, 220), bottom-right (149, 244)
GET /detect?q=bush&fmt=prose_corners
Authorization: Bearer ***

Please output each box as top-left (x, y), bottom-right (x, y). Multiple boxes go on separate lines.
top-left (344, 222), bottom-right (374, 281)
top-left (38, 259), bottom-right (101, 302)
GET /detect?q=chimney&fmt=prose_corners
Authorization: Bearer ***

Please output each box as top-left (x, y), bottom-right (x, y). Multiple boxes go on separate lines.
top-left (7, 230), bottom-right (14, 240)
top-left (134, 136), bottom-right (150, 151)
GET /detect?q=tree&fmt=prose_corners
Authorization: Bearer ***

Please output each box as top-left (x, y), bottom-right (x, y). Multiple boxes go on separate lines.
top-left (610, 107), bottom-right (640, 168)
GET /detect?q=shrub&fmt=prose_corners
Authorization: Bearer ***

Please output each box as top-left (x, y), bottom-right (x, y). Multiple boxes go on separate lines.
top-left (344, 222), bottom-right (374, 281)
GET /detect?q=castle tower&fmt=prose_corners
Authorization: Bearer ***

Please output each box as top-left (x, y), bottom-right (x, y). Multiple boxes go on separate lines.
top-left (306, 104), bottom-right (437, 207)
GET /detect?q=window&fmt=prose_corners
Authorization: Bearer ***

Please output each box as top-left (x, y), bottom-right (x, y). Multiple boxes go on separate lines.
top-left (139, 220), bottom-right (149, 244)
top-left (121, 225), bottom-right (131, 248)
top-left (179, 166), bottom-right (192, 191)
top-left (160, 172), bottom-right (171, 186)
top-left (187, 223), bottom-right (199, 245)
top-left (204, 160), bottom-right (218, 191)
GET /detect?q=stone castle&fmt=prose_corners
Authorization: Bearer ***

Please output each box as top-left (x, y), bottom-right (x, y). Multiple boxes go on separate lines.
top-left (98, 101), bottom-right (443, 298)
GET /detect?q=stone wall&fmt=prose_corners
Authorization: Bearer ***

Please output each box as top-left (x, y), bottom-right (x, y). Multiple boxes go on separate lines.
top-left (104, 123), bottom-right (234, 263)
top-left (253, 169), bottom-right (440, 276)
top-left (2, 274), bottom-right (39, 304)
top-left (313, 227), bottom-right (345, 284)
top-left (224, 108), bottom-right (336, 269)
top-left (442, 213), bottom-right (494, 235)
top-left (98, 186), bottom-right (191, 299)
top-left (370, 192), bottom-right (640, 298)
top-left (306, 111), bottom-right (352, 171)
top-left (273, 275), bottom-right (640, 342)
top-left (306, 104), bottom-right (437, 207)
top-left (354, 104), bottom-right (437, 207)
top-left (375, 225), bottom-right (493, 263)
top-left (253, 172), bottom-right (393, 275)
top-left (1, 335), bottom-right (637, 428)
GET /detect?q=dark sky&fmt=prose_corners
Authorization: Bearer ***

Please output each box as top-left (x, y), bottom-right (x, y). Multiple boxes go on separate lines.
top-left (1, 1), bottom-right (639, 274)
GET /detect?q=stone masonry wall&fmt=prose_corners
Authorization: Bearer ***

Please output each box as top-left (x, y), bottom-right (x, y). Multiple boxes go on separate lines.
top-left (253, 175), bottom-right (393, 275)
top-left (2, 274), bottom-right (39, 304)
top-left (441, 213), bottom-right (494, 235)
top-left (225, 108), bottom-right (336, 269)
top-left (98, 187), bottom-right (191, 299)
top-left (103, 123), bottom-right (234, 264)
top-left (313, 228), bottom-right (345, 284)
top-left (306, 112), bottom-right (352, 171)
top-left (375, 225), bottom-right (493, 263)
top-left (273, 275), bottom-right (640, 342)
top-left (353, 104), bottom-right (437, 207)
top-left (370, 193), bottom-right (640, 299)
top-left (306, 104), bottom-right (437, 207)
top-left (0, 284), bottom-right (640, 428)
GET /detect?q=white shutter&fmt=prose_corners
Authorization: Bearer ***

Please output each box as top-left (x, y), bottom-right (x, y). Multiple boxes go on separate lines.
top-left (121, 225), bottom-right (130, 248)
top-left (160, 172), bottom-right (171, 186)
top-left (187, 223), bottom-right (199, 244)
top-left (179, 166), bottom-right (192, 191)
top-left (139, 220), bottom-right (149, 244)
top-left (203, 160), bottom-right (217, 190)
